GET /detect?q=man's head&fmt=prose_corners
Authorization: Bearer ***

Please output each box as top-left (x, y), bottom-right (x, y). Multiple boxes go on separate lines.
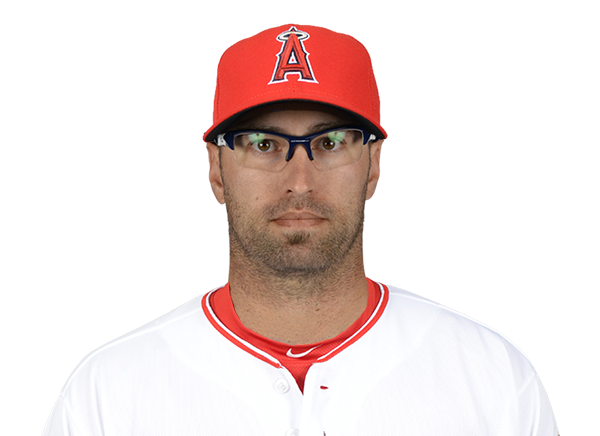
top-left (205, 25), bottom-right (386, 283)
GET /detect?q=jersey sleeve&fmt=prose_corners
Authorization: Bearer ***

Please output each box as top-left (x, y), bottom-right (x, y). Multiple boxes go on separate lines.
top-left (518, 372), bottom-right (559, 436)
top-left (42, 397), bottom-right (81, 436)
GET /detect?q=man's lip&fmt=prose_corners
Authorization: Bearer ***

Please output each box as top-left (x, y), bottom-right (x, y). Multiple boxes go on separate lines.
top-left (273, 211), bottom-right (325, 221)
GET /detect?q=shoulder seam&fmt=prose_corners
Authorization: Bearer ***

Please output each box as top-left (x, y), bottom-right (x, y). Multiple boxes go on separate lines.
top-left (386, 285), bottom-right (535, 368)
top-left (55, 394), bottom-right (86, 436)
top-left (517, 365), bottom-right (539, 397)
top-left (61, 293), bottom-right (210, 392)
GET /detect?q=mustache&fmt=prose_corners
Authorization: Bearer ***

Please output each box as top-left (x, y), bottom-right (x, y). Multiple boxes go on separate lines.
top-left (263, 197), bottom-right (333, 221)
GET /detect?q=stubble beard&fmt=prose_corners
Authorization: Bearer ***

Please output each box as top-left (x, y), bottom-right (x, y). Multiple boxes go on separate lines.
top-left (224, 183), bottom-right (368, 281)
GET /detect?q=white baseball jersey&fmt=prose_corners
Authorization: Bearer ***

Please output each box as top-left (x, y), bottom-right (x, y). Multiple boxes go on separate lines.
top-left (43, 283), bottom-right (558, 435)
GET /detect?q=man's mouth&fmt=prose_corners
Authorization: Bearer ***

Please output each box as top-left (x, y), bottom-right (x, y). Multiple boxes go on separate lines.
top-left (272, 211), bottom-right (326, 228)
top-left (275, 211), bottom-right (324, 220)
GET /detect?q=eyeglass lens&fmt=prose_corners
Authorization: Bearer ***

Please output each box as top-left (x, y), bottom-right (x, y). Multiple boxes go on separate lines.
top-left (231, 129), bottom-right (366, 171)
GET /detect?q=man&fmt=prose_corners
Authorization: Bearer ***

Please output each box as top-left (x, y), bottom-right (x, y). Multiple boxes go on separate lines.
top-left (43, 24), bottom-right (558, 435)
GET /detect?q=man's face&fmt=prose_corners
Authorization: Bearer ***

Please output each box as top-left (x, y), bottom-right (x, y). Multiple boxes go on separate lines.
top-left (207, 107), bottom-right (382, 278)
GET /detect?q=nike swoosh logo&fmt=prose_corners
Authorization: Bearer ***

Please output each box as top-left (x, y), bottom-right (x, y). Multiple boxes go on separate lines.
top-left (286, 346), bottom-right (320, 358)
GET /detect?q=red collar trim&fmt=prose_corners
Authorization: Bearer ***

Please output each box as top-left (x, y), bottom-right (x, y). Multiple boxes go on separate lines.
top-left (202, 290), bottom-right (282, 368)
top-left (317, 280), bottom-right (389, 362)
top-left (201, 279), bottom-right (389, 367)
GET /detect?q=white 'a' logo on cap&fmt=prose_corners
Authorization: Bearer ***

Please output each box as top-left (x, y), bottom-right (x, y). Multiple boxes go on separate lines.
top-left (269, 26), bottom-right (318, 85)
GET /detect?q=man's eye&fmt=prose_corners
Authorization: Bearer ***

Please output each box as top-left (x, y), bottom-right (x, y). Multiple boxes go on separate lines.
top-left (318, 131), bottom-right (347, 150)
top-left (252, 140), bottom-right (275, 152)
top-left (247, 133), bottom-right (276, 152)
top-left (321, 139), bottom-right (337, 150)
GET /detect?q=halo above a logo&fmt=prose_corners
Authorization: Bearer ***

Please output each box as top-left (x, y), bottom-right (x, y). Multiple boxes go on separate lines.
top-left (276, 28), bottom-right (310, 42)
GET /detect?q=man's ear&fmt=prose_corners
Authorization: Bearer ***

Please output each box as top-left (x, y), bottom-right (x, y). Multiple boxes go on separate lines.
top-left (207, 143), bottom-right (225, 204)
top-left (366, 140), bottom-right (383, 200)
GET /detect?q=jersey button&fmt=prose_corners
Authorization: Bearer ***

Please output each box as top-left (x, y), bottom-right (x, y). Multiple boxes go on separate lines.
top-left (284, 429), bottom-right (299, 436)
top-left (273, 378), bottom-right (290, 394)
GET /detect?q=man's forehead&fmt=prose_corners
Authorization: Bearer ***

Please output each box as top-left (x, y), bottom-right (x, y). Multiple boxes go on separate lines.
top-left (231, 102), bottom-right (356, 132)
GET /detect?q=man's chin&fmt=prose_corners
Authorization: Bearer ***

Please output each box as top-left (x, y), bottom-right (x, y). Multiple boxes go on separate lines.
top-left (268, 238), bottom-right (332, 276)
top-left (284, 230), bottom-right (314, 246)
top-left (269, 257), bottom-right (332, 277)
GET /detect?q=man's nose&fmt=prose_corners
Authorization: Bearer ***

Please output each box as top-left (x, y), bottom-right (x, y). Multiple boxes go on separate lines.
top-left (282, 143), bottom-right (317, 196)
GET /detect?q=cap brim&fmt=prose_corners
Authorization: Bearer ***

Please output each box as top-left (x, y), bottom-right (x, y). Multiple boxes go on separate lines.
top-left (203, 99), bottom-right (387, 143)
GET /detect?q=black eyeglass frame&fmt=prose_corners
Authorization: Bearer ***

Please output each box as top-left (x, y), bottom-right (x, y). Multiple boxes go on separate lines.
top-left (214, 127), bottom-right (377, 162)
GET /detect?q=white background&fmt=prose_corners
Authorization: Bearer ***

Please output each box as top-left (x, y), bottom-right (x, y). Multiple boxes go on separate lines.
top-left (0, 0), bottom-right (600, 435)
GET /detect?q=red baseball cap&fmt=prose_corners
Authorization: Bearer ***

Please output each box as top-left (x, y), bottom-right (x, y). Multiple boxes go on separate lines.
top-left (203, 24), bottom-right (387, 142)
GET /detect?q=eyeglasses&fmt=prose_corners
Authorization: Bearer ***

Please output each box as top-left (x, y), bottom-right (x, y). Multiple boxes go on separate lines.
top-left (215, 127), bottom-right (376, 172)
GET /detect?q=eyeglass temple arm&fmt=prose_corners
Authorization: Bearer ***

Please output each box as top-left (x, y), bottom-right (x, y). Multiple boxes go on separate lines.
top-left (215, 134), bottom-right (234, 150)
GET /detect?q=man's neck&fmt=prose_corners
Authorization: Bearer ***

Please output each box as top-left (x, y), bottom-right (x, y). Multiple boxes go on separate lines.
top-left (227, 246), bottom-right (369, 345)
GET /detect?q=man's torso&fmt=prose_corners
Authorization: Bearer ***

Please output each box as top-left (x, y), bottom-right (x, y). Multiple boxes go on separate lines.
top-left (43, 283), bottom-right (557, 436)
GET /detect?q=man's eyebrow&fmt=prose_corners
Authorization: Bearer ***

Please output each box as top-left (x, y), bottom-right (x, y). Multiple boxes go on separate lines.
top-left (234, 121), bottom-right (354, 135)
top-left (309, 121), bottom-right (353, 133)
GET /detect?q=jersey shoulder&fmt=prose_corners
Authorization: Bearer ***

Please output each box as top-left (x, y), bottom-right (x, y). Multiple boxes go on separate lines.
top-left (380, 284), bottom-right (537, 387)
top-left (58, 290), bottom-right (215, 395)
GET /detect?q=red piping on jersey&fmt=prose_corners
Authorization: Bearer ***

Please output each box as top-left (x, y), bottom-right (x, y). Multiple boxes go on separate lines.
top-left (317, 281), bottom-right (389, 362)
top-left (201, 280), bottom-right (389, 368)
top-left (202, 292), bottom-right (283, 368)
